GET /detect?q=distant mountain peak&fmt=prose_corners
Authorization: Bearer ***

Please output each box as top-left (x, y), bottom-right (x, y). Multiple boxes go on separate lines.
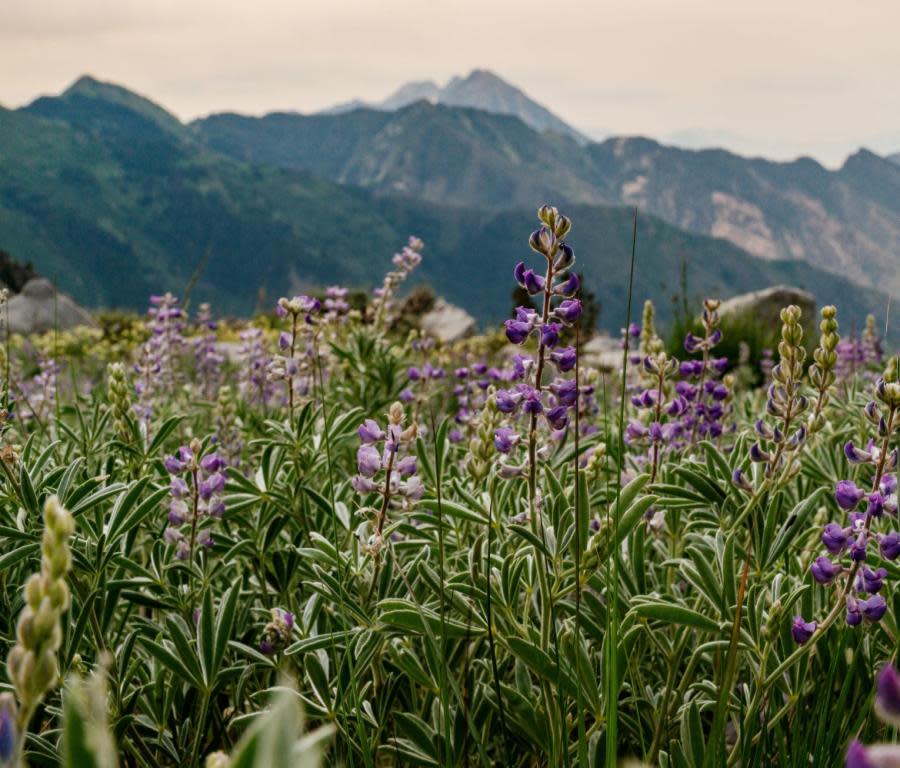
top-left (322, 68), bottom-right (587, 144)
top-left (30, 74), bottom-right (183, 136)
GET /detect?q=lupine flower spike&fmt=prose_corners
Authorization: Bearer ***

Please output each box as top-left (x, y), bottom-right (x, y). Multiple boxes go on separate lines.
top-left (6, 496), bottom-right (75, 762)
top-left (803, 375), bottom-right (900, 644)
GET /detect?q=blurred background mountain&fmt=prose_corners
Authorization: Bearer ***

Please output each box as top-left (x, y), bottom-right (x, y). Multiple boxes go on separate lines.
top-left (1, 70), bottom-right (897, 338)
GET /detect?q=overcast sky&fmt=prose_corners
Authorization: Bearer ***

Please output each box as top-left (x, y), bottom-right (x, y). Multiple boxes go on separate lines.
top-left (2, 0), bottom-right (898, 166)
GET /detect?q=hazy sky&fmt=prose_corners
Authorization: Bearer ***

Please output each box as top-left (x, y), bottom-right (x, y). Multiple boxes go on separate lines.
top-left (2, 0), bottom-right (898, 166)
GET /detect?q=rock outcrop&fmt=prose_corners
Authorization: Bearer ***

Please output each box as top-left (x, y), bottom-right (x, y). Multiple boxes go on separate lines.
top-left (6, 278), bottom-right (95, 335)
top-left (420, 299), bottom-right (476, 343)
top-left (718, 285), bottom-right (816, 330)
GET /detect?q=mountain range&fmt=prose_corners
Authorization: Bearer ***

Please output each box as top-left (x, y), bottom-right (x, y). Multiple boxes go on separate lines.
top-left (0, 72), bottom-right (897, 341)
top-left (321, 69), bottom-right (588, 144)
top-left (195, 99), bottom-right (900, 300)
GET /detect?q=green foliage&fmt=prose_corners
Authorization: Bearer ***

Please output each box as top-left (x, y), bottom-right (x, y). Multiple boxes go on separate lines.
top-left (0, 204), bottom-right (896, 768)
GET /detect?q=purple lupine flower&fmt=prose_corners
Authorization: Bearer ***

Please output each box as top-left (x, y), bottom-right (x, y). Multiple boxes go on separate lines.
top-left (626, 420), bottom-right (649, 442)
top-left (540, 323), bottom-right (561, 349)
top-left (357, 445), bottom-right (381, 478)
top-left (512, 261), bottom-right (527, 283)
top-left (732, 469), bottom-right (753, 492)
top-left (846, 740), bottom-right (900, 768)
top-left (822, 523), bottom-right (851, 554)
top-left (867, 492), bottom-right (887, 518)
top-left (0, 703), bottom-right (14, 763)
top-left (259, 608), bottom-right (295, 655)
top-left (791, 616), bottom-right (816, 644)
top-left (860, 594), bottom-right (887, 622)
top-left (396, 456), bottom-right (417, 477)
top-left (876, 665), bottom-right (900, 727)
top-left (553, 243), bottom-right (575, 271)
top-left (494, 427), bottom-right (519, 454)
top-left (810, 556), bottom-right (841, 585)
top-left (522, 387), bottom-right (544, 415)
top-left (522, 269), bottom-right (545, 295)
top-left (845, 441), bottom-right (873, 464)
top-left (835, 480), bottom-right (865, 510)
top-left (192, 303), bottom-right (224, 399)
top-left (879, 531), bottom-right (900, 560)
top-left (683, 333), bottom-right (702, 354)
top-left (238, 327), bottom-right (273, 407)
top-left (498, 463), bottom-right (525, 479)
top-left (545, 406), bottom-right (569, 431)
top-left (200, 453), bottom-right (226, 473)
top-left (676, 381), bottom-right (698, 400)
top-left (168, 500), bottom-right (187, 525)
top-left (170, 477), bottom-right (189, 498)
top-left (505, 319), bottom-right (533, 345)
top-left (164, 455), bottom-right (186, 474)
top-left (358, 419), bottom-right (385, 444)
top-left (553, 272), bottom-right (579, 296)
top-left (496, 389), bottom-right (521, 414)
top-left (550, 347), bottom-right (577, 372)
top-left (551, 379), bottom-right (579, 407)
top-left (849, 532), bottom-right (868, 561)
top-left (555, 299), bottom-right (582, 325)
top-left (860, 566), bottom-right (888, 593)
top-left (846, 597), bottom-right (863, 626)
top-left (749, 443), bottom-right (770, 463)
top-left (352, 475), bottom-right (378, 493)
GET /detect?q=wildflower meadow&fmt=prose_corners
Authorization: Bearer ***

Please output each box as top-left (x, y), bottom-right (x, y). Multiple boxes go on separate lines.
top-left (0, 206), bottom-right (898, 768)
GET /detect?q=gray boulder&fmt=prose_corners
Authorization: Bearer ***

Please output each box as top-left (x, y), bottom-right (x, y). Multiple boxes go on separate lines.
top-left (718, 285), bottom-right (816, 330)
top-left (420, 299), bottom-right (476, 343)
top-left (580, 332), bottom-right (625, 371)
top-left (6, 278), bottom-right (95, 336)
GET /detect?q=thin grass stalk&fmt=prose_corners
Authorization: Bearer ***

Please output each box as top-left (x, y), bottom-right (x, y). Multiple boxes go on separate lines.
top-left (606, 208), bottom-right (639, 766)
top-left (428, 409), bottom-right (452, 767)
top-left (573, 322), bottom-right (588, 766)
top-left (484, 484), bottom-right (512, 764)
top-left (314, 351), bottom-right (375, 768)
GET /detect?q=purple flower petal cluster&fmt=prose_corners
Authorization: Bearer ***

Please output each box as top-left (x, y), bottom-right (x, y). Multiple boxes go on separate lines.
top-left (493, 206), bottom-right (590, 484)
top-left (323, 286), bottom-right (350, 324)
top-left (744, 306), bottom-right (809, 487)
top-left (372, 237), bottom-right (424, 328)
top-left (238, 328), bottom-right (273, 407)
top-left (269, 295), bottom-right (321, 415)
top-left (625, 352), bottom-right (683, 479)
top-left (677, 302), bottom-right (732, 443)
top-left (134, 292), bottom-right (184, 425)
top-left (193, 303), bottom-right (223, 400)
top-left (805, 377), bottom-right (900, 638)
top-left (353, 404), bottom-right (423, 504)
top-left (847, 663), bottom-right (900, 765)
top-left (815, 473), bottom-right (899, 629)
top-left (163, 440), bottom-right (226, 560)
top-left (259, 608), bottom-right (294, 655)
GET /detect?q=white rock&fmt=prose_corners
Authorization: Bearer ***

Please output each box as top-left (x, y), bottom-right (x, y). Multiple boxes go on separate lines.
top-left (6, 278), bottom-right (95, 335)
top-left (420, 299), bottom-right (476, 343)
